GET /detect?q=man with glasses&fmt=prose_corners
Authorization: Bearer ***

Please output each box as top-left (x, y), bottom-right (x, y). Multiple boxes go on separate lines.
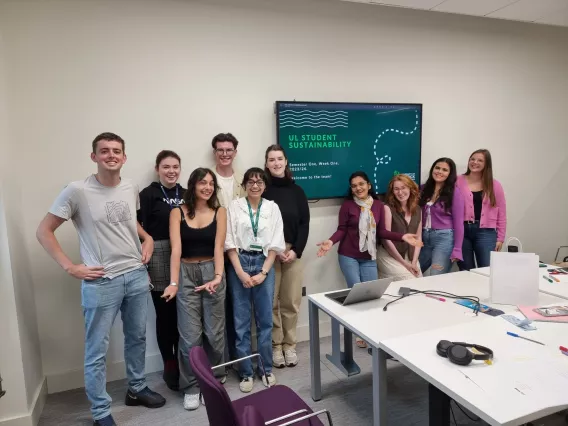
top-left (211, 132), bottom-right (244, 364)
top-left (211, 133), bottom-right (244, 208)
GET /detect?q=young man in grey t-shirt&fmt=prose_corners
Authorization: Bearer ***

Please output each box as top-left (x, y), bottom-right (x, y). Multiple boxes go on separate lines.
top-left (36, 133), bottom-right (165, 426)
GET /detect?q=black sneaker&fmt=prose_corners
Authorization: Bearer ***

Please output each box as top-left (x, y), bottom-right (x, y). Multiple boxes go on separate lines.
top-left (125, 387), bottom-right (166, 408)
top-left (93, 414), bottom-right (117, 426)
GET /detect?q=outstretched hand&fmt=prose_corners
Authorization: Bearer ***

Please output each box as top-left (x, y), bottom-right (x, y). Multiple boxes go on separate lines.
top-left (402, 233), bottom-right (423, 248)
top-left (316, 240), bottom-right (333, 257)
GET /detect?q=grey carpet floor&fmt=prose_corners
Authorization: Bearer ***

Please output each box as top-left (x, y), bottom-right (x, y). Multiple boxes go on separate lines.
top-left (39, 336), bottom-right (566, 426)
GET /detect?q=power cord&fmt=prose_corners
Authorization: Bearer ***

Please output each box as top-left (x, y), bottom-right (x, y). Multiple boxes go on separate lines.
top-left (382, 289), bottom-right (481, 315)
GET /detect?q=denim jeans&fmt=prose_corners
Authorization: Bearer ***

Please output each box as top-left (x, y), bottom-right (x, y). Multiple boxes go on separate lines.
top-left (458, 222), bottom-right (497, 271)
top-left (419, 229), bottom-right (454, 275)
top-left (338, 254), bottom-right (379, 288)
top-left (177, 260), bottom-right (226, 395)
top-left (227, 252), bottom-right (275, 378)
top-left (81, 266), bottom-right (149, 421)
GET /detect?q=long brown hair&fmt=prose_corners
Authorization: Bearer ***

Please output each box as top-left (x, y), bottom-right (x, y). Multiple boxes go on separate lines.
top-left (264, 145), bottom-right (293, 180)
top-left (465, 149), bottom-right (496, 207)
top-left (385, 174), bottom-right (420, 215)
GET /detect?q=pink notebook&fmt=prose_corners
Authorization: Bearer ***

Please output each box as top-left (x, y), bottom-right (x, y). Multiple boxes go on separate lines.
top-left (518, 305), bottom-right (568, 323)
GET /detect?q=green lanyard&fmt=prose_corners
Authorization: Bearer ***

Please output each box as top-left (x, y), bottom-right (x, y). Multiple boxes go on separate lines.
top-left (246, 198), bottom-right (263, 239)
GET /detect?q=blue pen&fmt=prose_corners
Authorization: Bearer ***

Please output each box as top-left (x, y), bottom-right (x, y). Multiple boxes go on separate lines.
top-left (507, 331), bottom-right (545, 346)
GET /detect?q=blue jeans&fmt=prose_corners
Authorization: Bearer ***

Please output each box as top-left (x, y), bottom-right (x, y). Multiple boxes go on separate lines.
top-left (458, 222), bottom-right (497, 271)
top-left (419, 229), bottom-right (454, 275)
top-left (338, 254), bottom-right (378, 288)
top-left (81, 266), bottom-right (149, 421)
top-left (227, 252), bottom-right (275, 378)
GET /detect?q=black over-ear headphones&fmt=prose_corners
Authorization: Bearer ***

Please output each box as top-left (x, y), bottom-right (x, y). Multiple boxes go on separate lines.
top-left (436, 340), bottom-right (494, 366)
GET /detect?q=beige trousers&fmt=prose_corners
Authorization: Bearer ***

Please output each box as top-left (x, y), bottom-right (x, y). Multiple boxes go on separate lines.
top-left (272, 247), bottom-right (304, 351)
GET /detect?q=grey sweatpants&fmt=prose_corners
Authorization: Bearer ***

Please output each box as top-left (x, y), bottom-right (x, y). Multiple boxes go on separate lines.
top-left (177, 260), bottom-right (226, 395)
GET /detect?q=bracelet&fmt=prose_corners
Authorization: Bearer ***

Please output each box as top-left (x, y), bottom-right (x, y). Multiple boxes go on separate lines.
top-left (215, 273), bottom-right (222, 277)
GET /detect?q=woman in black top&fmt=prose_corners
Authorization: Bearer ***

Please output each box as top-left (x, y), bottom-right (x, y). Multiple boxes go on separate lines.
top-left (138, 150), bottom-right (185, 390)
top-left (263, 145), bottom-right (310, 368)
top-left (163, 167), bottom-right (227, 411)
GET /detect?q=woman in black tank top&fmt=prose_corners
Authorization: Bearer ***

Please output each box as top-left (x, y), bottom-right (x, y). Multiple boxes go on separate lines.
top-left (164, 167), bottom-right (228, 412)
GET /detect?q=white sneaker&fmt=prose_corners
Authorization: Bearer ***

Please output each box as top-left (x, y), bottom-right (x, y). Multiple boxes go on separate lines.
top-left (219, 374), bottom-right (227, 384)
top-left (183, 393), bottom-right (200, 411)
top-left (284, 349), bottom-right (298, 367)
top-left (239, 377), bottom-right (254, 393)
top-left (261, 373), bottom-right (276, 388)
top-left (273, 349), bottom-right (286, 368)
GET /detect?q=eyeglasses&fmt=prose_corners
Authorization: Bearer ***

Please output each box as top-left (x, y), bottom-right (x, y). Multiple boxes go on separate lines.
top-left (215, 148), bottom-right (235, 155)
top-left (246, 180), bottom-right (265, 188)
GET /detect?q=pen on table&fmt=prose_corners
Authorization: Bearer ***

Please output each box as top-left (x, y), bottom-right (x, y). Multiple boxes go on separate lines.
top-left (507, 331), bottom-right (545, 346)
top-left (550, 275), bottom-right (560, 282)
top-left (560, 346), bottom-right (568, 355)
top-left (542, 275), bottom-right (554, 283)
top-left (425, 294), bottom-right (445, 302)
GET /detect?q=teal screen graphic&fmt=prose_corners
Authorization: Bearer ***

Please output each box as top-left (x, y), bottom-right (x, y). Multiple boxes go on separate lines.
top-left (276, 101), bottom-right (422, 199)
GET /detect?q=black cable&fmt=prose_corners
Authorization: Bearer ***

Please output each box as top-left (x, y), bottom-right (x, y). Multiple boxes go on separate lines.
top-left (451, 400), bottom-right (481, 422)
top-left (382, 289), bottom-right (481, 315)
top-left (450, 404), bottom-right (459, 425)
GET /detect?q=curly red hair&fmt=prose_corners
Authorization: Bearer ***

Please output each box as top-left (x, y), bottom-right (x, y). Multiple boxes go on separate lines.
top-left (385, 174), bottom-right (420, 215)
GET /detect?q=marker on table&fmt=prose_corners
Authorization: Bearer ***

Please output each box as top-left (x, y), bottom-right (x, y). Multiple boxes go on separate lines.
top-left (550, 275), bottom-right (560, 283)
top-left (425, 294), bottom-right (445, 302)
top-left (542, 275), bottom-right (554, 283)
top-left (560, 346), bottom-right (568, 356)
top-left (507, 331), bottom-right (545, 346)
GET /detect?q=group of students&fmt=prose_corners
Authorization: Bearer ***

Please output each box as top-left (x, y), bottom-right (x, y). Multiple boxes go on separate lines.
top-left (36, 132), bottom-right (310, 426)
top-left (135, 133), bottom-right (311, 412)
top-left (317, 150), bottom-right (506, 346)
top-left (35, 130), bottom-right (506, 426)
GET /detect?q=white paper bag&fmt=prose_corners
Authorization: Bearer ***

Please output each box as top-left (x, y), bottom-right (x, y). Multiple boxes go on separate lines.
top-left (490, 251), bottom-right (539, 305)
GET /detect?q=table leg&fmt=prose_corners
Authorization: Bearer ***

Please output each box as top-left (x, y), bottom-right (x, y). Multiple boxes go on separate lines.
top-left (309, 300), bottom-right (322, 401)
top-left (372, 346), bottom-right (388, 426)
top-left (428, 383), bottom-right (451, 426)
top-left (326, 318), bottom-right (361, 376)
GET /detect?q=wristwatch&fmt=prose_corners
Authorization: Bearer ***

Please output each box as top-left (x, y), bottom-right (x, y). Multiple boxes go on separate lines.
top-left (169, 282), bottom-right (178, 287)
top-left (260, 270), bottom-right (268, 276)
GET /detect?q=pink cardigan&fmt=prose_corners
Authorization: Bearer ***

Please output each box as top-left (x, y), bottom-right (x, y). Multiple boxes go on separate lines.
top-left (456, 175), bottom-right (507, 242)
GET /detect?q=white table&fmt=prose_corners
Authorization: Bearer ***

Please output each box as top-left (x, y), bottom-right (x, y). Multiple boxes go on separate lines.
top-left (307, 271), bottom-right (565, 426)
top-left (380, 316), bottom-right (568, 426)
top-left (538, 265), bottom-right (568, 300)
top-left (471, 264), bottom-right (568, 300)
top-left (470, 266), bottom-right (490, 277)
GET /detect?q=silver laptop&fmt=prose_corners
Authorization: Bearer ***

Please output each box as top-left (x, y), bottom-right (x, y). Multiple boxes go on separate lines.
top-left (325, 278), bottom-right (393, 306)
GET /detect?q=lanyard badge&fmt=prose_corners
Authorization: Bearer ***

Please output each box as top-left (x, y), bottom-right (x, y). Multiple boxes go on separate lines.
top-left (247, 198), bottom-right (263, 251)
top-left (160, 185), bottom-right (180, 210)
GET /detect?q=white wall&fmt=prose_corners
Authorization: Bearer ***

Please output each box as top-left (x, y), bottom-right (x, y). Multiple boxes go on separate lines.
top-left (0, 28), bottom-right (45, 426)
top-left (0, 0), bottom-right (567, 394)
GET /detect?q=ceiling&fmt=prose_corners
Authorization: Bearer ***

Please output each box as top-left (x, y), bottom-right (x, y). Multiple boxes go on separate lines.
top-left (340, 0), bottom-right (568, 27)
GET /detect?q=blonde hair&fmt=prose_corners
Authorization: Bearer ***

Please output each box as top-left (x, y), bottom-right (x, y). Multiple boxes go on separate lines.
top-left (385, 174), bottom-right (420, 215)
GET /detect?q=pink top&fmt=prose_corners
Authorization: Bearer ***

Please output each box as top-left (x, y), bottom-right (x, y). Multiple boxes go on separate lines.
top-left (456, 175), bottom-right (507, 242)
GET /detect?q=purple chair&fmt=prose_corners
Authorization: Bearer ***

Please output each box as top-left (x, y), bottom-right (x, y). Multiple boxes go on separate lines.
top-left (189, 347), bottom-right (333, 426)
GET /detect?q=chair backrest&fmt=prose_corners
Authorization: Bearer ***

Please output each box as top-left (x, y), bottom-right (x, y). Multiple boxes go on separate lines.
top-left (241, 405), bottom-right (266, 426)
top-left (189, 347), bottom-right (240, 426)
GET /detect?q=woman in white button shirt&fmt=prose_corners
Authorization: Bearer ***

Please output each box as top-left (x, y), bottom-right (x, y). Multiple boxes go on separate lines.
top-left (225, 167), bottom-right (286, 393)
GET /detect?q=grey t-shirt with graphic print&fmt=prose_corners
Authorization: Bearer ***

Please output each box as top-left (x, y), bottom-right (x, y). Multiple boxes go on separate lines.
top-left (49, 174), bottom-right (143, 279)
